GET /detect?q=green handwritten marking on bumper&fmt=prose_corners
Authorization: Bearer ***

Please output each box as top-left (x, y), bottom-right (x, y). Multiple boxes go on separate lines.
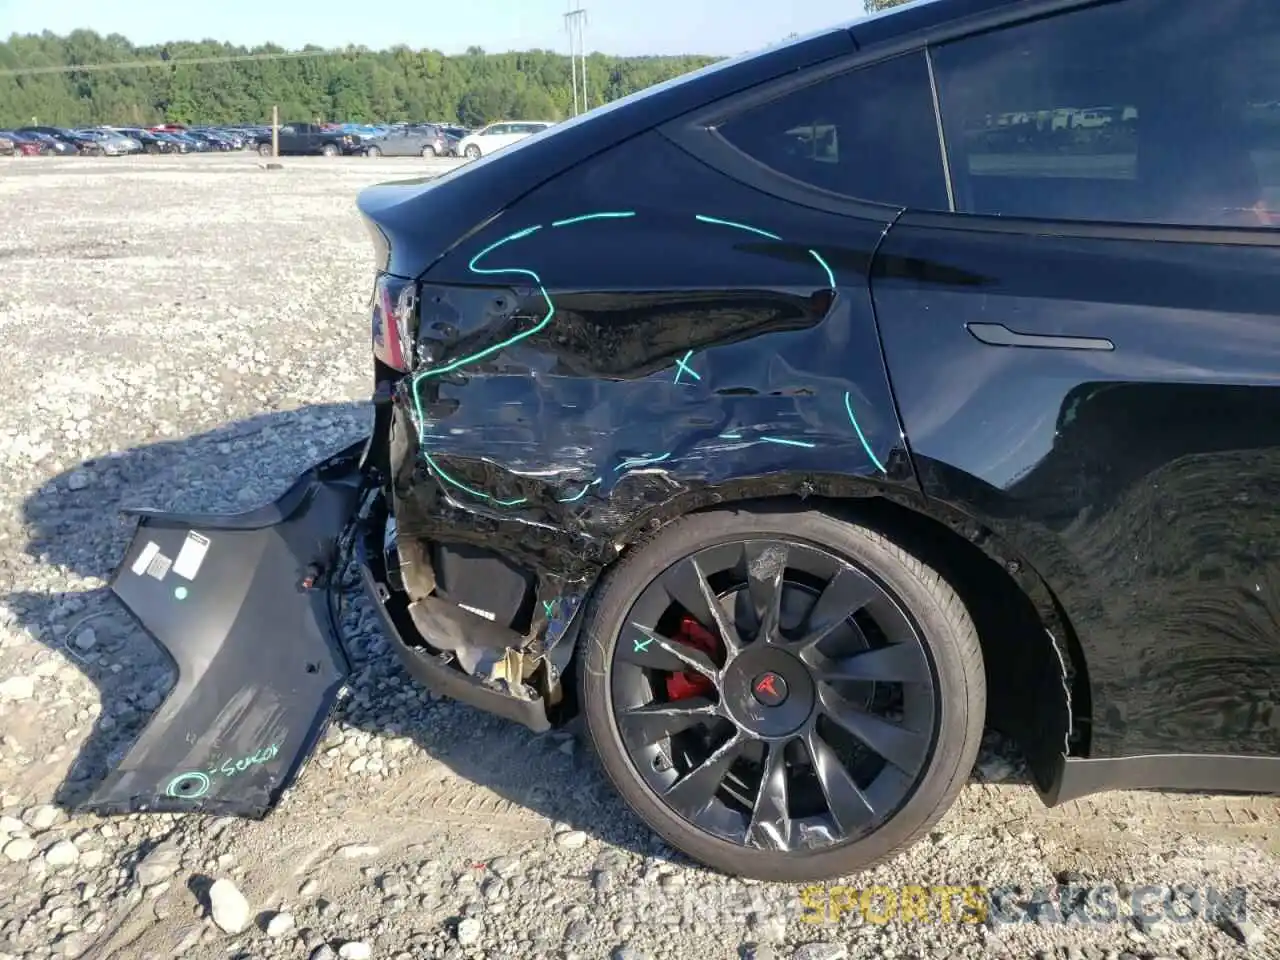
top-left (406, 210), bottom-right (874, 507)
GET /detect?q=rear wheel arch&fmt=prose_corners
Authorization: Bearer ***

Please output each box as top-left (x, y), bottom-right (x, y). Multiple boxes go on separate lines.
top-left (564, 485), bottom-right (1086, 798)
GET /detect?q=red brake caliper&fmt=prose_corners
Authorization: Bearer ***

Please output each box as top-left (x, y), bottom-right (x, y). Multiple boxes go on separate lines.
top-left (665, 615), bottom-right (722, 700)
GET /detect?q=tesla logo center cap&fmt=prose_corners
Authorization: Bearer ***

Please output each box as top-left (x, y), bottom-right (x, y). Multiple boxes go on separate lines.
top-left (752, 671), bottom-right (788, 707)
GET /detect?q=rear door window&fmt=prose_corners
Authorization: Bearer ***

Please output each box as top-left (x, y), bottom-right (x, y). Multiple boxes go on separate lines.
top-left (932, 0), bottom-right (1280, 228)
top-left (713, 51), bottom-right (949, 210)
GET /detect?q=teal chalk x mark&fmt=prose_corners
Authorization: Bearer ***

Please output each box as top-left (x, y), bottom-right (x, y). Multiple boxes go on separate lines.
top-left (558, 477), bottom-right (602, 503)
top-left (759, 436), bottom-right (817, 449)
top-left (720, 432), bottom-right (743, 440)
top-left (542, 599), bottom-right (557, 617)
top-left (164, 771), bottom-right (211, 799)
top-left (615, 452), bottom-right (671, 472)
top-left (673, 350), bottom-right (701, 384)
top-left (633, 635), bottom-right (652, 653)
top-left (845, 391), bottom-right (887, 474)
top-left (173, 586), bottom-right (188, 600)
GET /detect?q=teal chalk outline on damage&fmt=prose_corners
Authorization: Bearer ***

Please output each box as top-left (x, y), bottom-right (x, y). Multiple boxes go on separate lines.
top-left (844, 391), bottom-right (887, 474)
top-left (406, 210), bottom-right (884, 509)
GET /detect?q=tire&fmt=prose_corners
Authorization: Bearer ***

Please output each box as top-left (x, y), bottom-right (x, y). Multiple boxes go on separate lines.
top-left (464, 144), bottom-right (481, 160)
top-left (421, 145), bottom-right (436, 158)
top-left (366, 145), bottom-right (381, 158)
top-left (258, 142), bottom-right (273, 157)
top-left (576, 505), bottom-right (986, 882)
top-left (321, 143), bottom-right (339, 158)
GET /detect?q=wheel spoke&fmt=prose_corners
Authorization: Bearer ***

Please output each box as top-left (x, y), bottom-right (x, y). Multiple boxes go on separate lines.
top-left (743, 542), bottom-right (789, 642)
top-left (746, 740), bottom-right (793, 850)
top-left (621, 623), bottom-right (718, 679)
top-left (618, 698), bottom-right (720, 747)
top-left (804, 728), bottom-right (875, 836)
top-left (663, 732), bottom-right (746, 819)
top-left (818, 685), bottom-right (929, 777)
top-left (793, 565), bottom-right (878, 652)
top-left (817, 643), bottom-right (931, 685)
top-left (662, 556), bottom-right (744, 656)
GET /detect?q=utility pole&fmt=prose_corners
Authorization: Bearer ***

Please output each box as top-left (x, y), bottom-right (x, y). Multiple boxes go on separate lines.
top-left (564, 3), bottom-right (588, 115)
top-left (272, 104), bottom-right (279, 158)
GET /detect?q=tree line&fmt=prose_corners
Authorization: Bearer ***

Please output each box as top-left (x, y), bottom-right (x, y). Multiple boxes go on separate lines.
top-left (0, 30), bottom-right (720, 128)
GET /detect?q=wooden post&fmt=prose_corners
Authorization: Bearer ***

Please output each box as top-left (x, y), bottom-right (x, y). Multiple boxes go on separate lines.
top-left (272, 105), bottom-right (279, 158)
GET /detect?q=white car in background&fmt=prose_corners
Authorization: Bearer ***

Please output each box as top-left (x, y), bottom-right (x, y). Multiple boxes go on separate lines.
top-left (456, 121), bottom-right (554, 160)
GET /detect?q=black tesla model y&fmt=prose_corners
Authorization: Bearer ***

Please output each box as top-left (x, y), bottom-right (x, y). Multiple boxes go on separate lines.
top-left (95, 0), bottom-right (1280, 881)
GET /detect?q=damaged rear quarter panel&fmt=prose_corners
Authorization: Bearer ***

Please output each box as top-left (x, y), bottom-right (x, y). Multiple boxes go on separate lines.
top-left (392, 131), bottom-right (915, 648)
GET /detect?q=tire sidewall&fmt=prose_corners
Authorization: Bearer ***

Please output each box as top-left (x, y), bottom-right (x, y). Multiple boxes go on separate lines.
top-left (578, 507), bottom-right (984, 882)
top-left (367, 146), bottom-right (381, 158)
top-left (465, 145), bottom-right (480, 159)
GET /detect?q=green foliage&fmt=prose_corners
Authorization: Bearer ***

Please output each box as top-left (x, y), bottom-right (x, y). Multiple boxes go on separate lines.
top-left (863, 0), bottom-right (915, 12)
top-left (0, 31), bottom-right (721, 127)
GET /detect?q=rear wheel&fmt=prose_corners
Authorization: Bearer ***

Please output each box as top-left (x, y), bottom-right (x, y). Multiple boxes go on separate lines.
top-left (421, 144), bottom-right (436, 158)
top-left (577, 506), bottom-right (985, 881)
top-left (258, 142), bottom-right (273, 157)
top-left (365, 145), bottom-right (381, 158)
top-left (321, 143), bottom-right (339, 158)
top-left (464, 144), bottom-right (481, 160)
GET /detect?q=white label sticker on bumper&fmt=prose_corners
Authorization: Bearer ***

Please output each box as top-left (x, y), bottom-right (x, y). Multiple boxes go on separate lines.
top-left (146, 552), bottom-right (172, 580)
top-left (132, 541), bottom-right (161, 576)
top-left (172, 532), bottom-right (211, 581)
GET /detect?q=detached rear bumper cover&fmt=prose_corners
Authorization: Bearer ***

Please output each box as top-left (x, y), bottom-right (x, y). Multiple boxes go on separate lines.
top-left (84, 442), bottom-right (365, 818)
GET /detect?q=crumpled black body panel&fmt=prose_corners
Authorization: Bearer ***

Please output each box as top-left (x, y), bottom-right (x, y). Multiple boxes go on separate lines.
top-left (85, 444), bottom-right (363, 817)
top-left (385, 133), bottom-right (916, 651)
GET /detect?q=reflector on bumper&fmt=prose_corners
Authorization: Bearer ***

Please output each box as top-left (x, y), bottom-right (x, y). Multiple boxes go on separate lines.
top-left (84, 442), bottom-right (366, 818)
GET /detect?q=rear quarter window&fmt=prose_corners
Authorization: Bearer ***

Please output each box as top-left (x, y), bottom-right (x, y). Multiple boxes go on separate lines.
top-left (712, 51), bottom-right (950, 210)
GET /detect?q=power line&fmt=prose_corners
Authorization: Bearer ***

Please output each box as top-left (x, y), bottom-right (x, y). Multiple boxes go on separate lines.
top-left (0, 47), bottom-right (344, 78)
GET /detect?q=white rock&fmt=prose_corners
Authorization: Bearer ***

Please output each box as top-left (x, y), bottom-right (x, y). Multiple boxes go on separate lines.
top-left (207, 877), bottom-right (250, 934)
top-left (2, 837), bottom-right (36, 861)
top-left (265, 911), bottom-right (295, 938)
top-left (23, 804), bottom-right (59, 830)
top-left (44, 840), bottom-right (79, 867)
top-left (555, 830), bottom-right (588, 850)
top-left (0, 676), bottom-right (34, 701)
top-left (337, 943), bottom-right (372, 960)
top-left (335, 843), bottom-right (379, 859)
top-left (72, 628), bottom-right (97, 651)
top-left (135, 841), bottom-right (181, 886)
top-left (456, 916), bottom-right (483, 945)
top-left (0, 815), bottom-right (25, 835)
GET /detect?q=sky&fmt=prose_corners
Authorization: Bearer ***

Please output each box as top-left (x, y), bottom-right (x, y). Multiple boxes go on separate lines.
top-left (0, 0), bottom-right (879, 57)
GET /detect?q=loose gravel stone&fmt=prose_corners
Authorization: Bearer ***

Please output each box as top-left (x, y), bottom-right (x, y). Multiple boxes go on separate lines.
top-left (207, 878), bottom-right (250, 934)
top-left (43, 840), bottom-right (78, 867)
top-left (1, 837), bottom-right (35, 862)
top-left (267, 911), bottom-right (296, 938)
top-left (555, 830), bottom-right (588, 850)
top-left (456, 916), bottom-right (483, 945)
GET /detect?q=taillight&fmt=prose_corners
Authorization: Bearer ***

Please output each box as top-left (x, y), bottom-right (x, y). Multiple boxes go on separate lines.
top-left (371, 273), bottom-right (418, 372)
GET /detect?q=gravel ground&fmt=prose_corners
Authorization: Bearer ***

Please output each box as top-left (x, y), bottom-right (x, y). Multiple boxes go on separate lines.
top-left (1, 152), bottom-right (1279, 960)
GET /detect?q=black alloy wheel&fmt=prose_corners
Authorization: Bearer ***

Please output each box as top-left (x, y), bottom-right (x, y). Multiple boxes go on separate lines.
top-left (578, 507), bottom-right (985, 881)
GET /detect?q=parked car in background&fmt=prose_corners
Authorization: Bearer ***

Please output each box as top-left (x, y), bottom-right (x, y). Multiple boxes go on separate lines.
top-left (113, 127), bottom-right (178, 154)
top-left (0, 132), bottom-right (14, 156)
top-left (364, 123), bottom-right (451, 158)
top-left (254, 122), bottom-right (367, 157)
top-left (13, 130), bottom-right (75, 155)
top-left (184, 130), bottom-right (234, 151)
top-left (75, 128), bottom-right (140, 155)
top-left (18, 126), bottom-right (104, 155)
top-left (0, 131), bottom-right (44, 156)
top-left (455, 120), bottom-right (554, 159)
